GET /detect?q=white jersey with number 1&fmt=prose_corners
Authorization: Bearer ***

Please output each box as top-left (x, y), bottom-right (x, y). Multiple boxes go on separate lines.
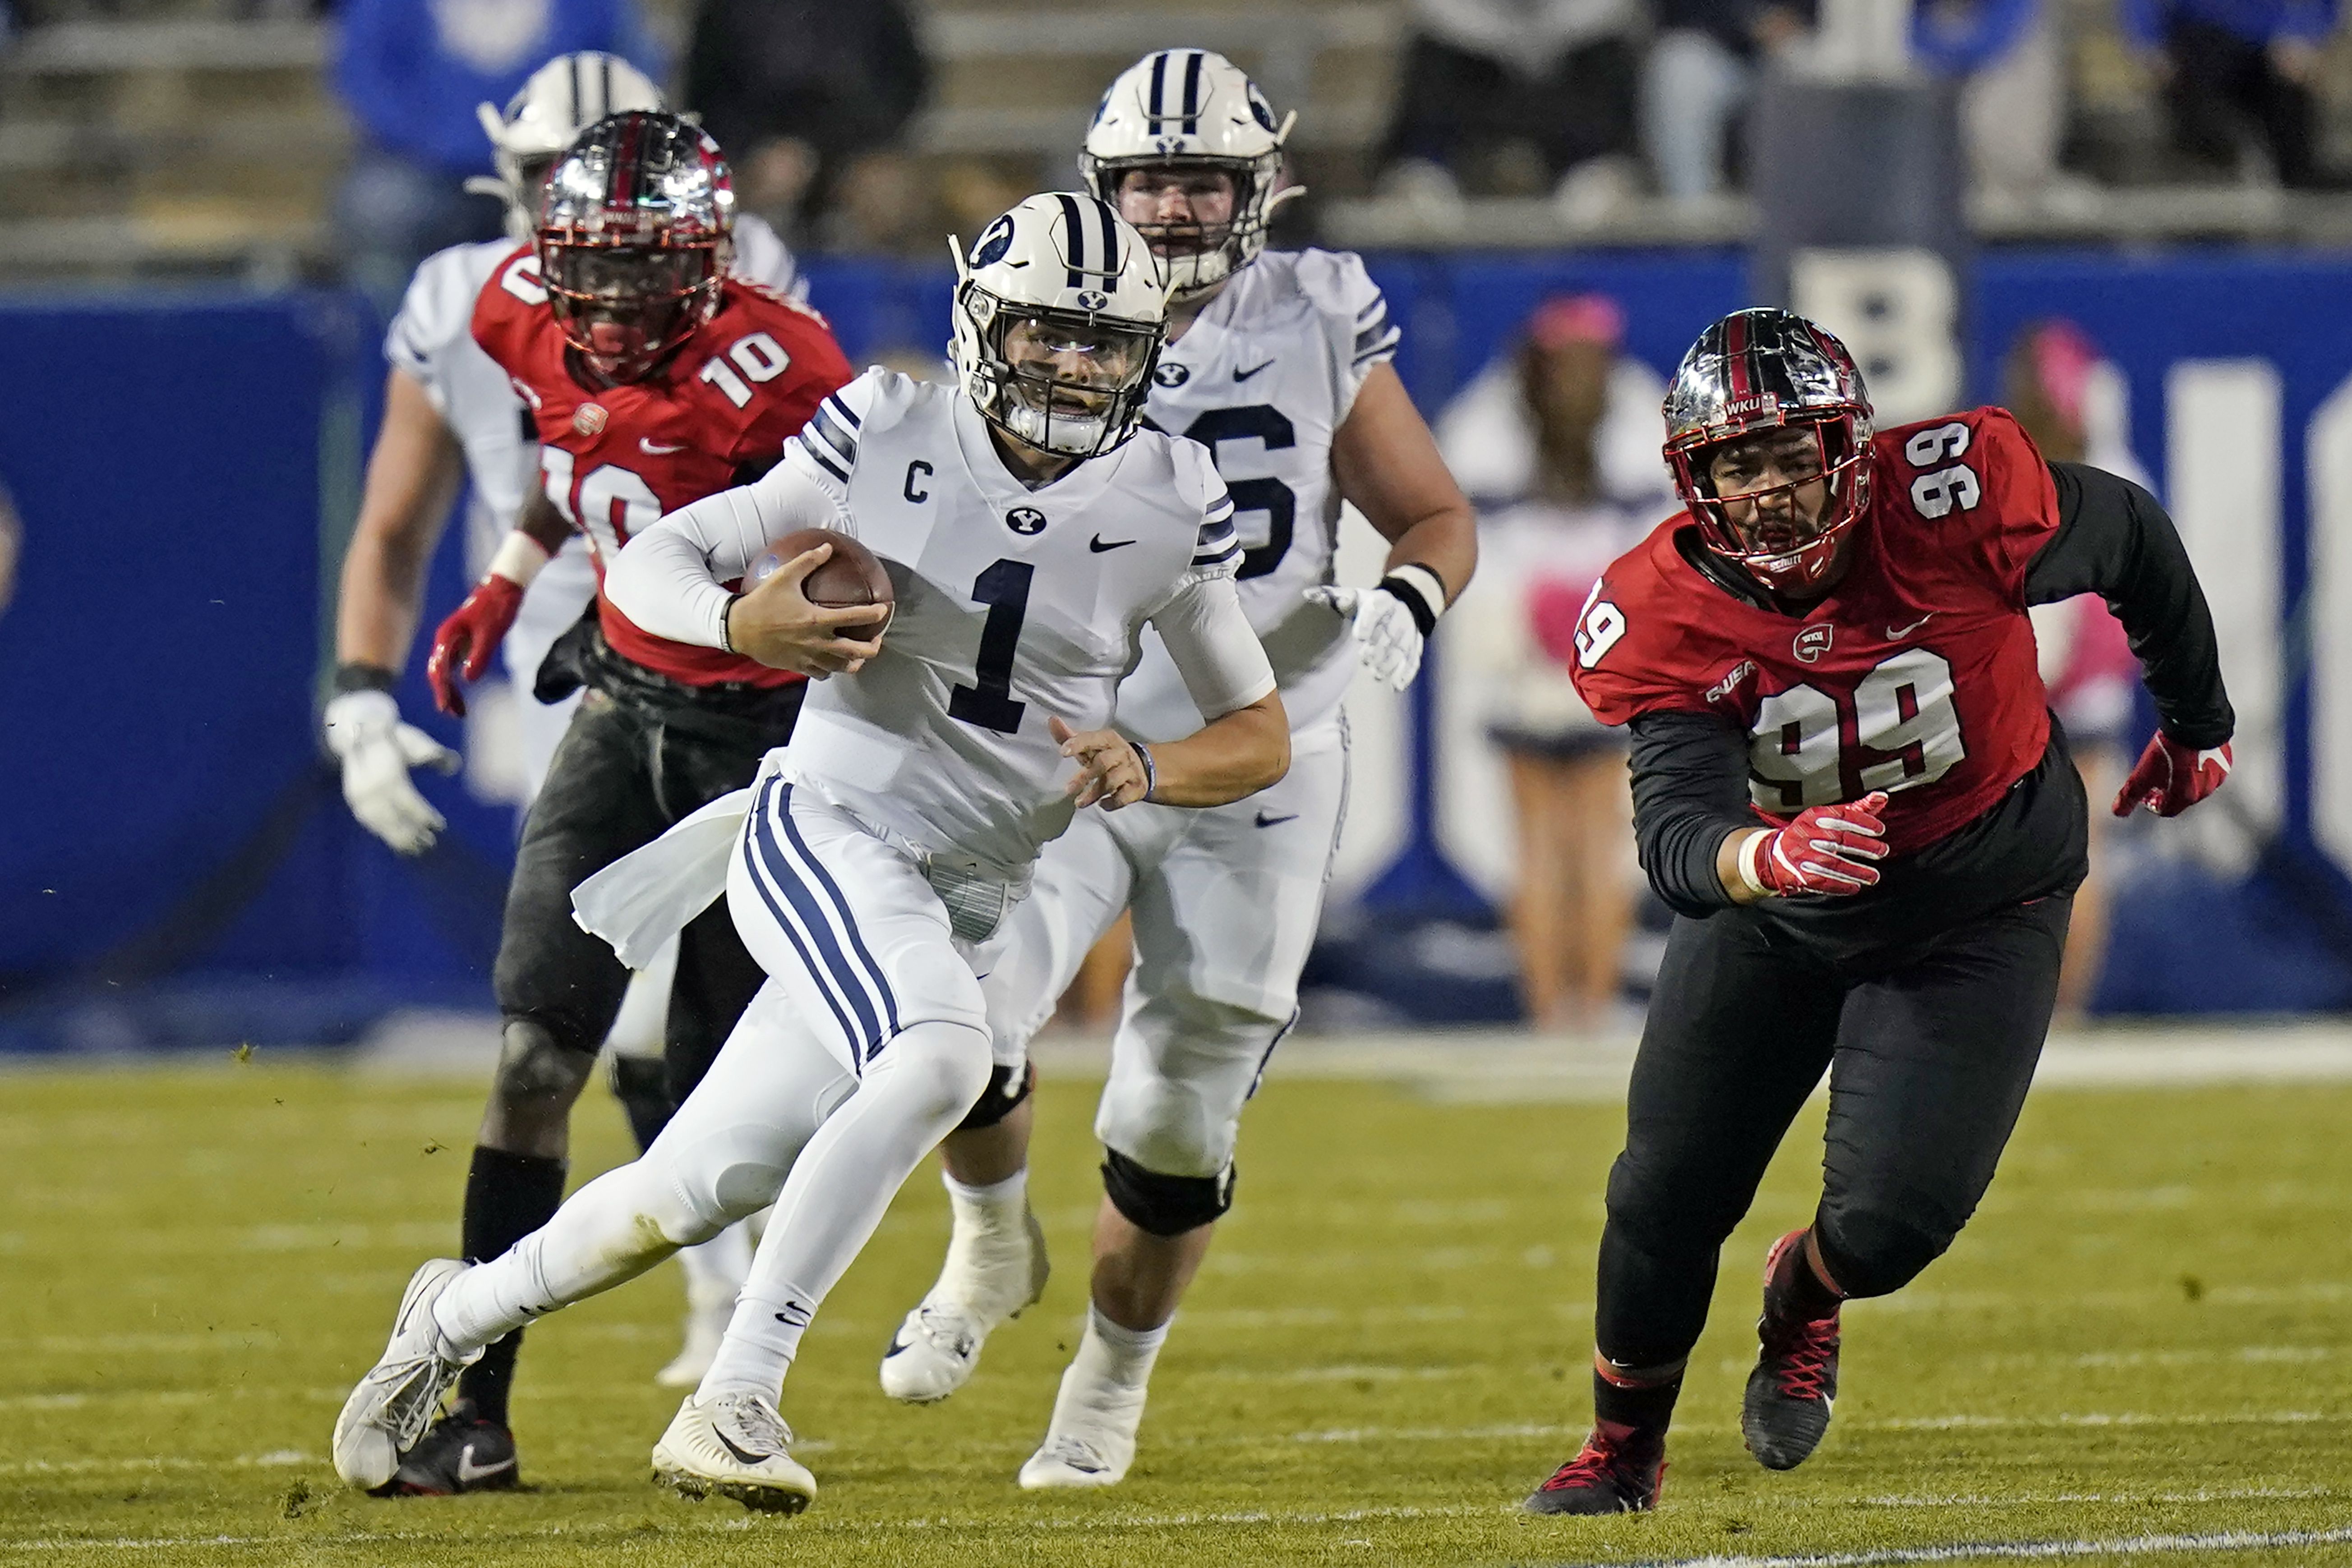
top-left (774, 371), bottom-right (1249, 881)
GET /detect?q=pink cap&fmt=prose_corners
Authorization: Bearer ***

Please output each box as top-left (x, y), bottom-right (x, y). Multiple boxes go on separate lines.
top-left (1528, 293), bottom-right (1625, 352)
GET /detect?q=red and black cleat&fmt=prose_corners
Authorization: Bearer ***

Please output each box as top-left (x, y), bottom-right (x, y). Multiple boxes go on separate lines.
top-left (1522, 1423), bottom-right (1666, 1514)
top-left (370, 1406), bottom-right (520, 1497)
top-left (1741, 1228), bottom-right (1841, 1471)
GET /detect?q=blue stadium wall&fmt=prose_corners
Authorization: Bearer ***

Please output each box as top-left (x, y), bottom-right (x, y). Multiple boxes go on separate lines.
top-left (0, 249), bottom-right (2343, 1052)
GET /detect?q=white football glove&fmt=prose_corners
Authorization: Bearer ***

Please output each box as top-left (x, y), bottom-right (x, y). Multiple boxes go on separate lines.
top-left (1305, 581), bottom-right (1427, 691)
top-left (323, 689), bottom-right (459, 855)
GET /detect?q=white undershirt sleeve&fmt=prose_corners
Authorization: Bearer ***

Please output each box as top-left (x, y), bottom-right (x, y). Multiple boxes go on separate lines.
top-left (1148, 569), bottom-right (1278, 722)
top-left (605, 459), bottom-right (844, 650)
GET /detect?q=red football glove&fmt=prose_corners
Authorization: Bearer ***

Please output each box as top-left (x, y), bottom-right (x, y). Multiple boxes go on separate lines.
top-left (2113, 733), bottom-right (2232, 818)
top-left (1751, 791), bottom-right (1891, 897)
top-left (426, 575), bottom-right (525, 717)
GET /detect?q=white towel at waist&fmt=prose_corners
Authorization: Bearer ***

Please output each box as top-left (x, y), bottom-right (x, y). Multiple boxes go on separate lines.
top-left (571, 781), bottom-right (760, 970)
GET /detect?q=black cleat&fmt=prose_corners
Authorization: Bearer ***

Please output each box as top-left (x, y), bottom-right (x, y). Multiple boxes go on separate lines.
top-left (1742, 1228), bottom-right (1841, 1471)
top-left (1523, 1424), bottom-right (1666, 1514)
top-left (372, 1408), bottom-right (521, 1496)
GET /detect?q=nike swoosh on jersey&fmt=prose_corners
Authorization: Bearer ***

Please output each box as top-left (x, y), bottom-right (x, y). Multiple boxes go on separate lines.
top-left (455, 1445), bottom-right (516, 1484)
top-left (1089, 536), bottom-right (1136, 552)
top-left (641, 437), bottom-right (686, 455)
top-left (1233, 360), bottom-right (1275, 382)
top-left (1254, 811), bottom-right (1299, 828)
top-left (1885, 613), bottom-right (1934, 639)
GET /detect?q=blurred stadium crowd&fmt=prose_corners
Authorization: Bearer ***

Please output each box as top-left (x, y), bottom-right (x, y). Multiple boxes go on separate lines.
top-left (8, 0), bottom-right (2352, 291)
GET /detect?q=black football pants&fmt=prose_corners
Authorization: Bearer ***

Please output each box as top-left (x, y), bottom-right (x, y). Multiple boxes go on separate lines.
top-left (1593, 893), bottom-right (2071, 1370)
top-left (493, 689), bottom-right (784, 1105)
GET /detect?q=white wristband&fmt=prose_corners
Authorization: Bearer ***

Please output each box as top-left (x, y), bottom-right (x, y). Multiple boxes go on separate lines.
top-left (487, 530), bottom-right (553, 588)
top-left (1382, 562), bottom-right (1448, 627)
top-left (1736, 830), bottom-right (1774, 897)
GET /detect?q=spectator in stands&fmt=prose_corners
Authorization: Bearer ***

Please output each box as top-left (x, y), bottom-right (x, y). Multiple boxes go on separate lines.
top-left (332, 0), bottom-right (662, 308)
top-left (1379, 0), bottom-right (1644, 219)
top-left (2121, 0), bottom-right (2346, 188)
top-left (1914, 0), bottom-right (2081, 211)
top-left (683, 0), bottom-right (930, 252)
top-left (1642, 0), bottom-right (1812, 204)
top-left (2008, 319), bottom-right (2151, 1014)
top-left (1438, 294), bottom-right (1674, 1029)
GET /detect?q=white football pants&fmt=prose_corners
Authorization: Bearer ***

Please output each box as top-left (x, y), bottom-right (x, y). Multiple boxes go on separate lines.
top-left (981, 721), bottom-right (1347, 1177)
top-left (432, 776), bottom-right (1002, 1391)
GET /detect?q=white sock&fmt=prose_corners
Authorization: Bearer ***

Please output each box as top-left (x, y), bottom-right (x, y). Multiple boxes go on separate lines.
top-left (703, 1277), bottom-right (819, 1393)
top-left (697, 1022), bottom-right (993, 1400)
top-left (433, 1163), bottom-right (683, 1353)
top-left (1077, 1301), bottom-right (1167, 1394)
top-left (944, 1167), bottom-right (1028, 1226)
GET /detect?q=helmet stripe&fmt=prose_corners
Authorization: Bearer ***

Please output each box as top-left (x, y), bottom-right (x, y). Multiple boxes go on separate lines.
top-left (1148, 51), bottom-right (1170, 121)
top-left (1181, 50), bottom-right (1205, 134)
top-left (567, 53), bottom-right (581, 128)
top-left (1094, 197), bottom-right (1121, 282)
top-left (597, 54), bottom-right (612, 121)
top-left (1054, 191), bottom-right (1088, 290)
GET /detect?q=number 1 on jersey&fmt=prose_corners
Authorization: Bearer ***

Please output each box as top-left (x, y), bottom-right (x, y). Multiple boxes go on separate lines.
top-left (948, 559), bottom-right (1033, 734)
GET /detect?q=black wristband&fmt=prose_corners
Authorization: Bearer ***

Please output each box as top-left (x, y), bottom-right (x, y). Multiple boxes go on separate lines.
top-left (720, 593), bottom-right (744, 655)
top-left (1376, 575), bottom-right (1440, 639)
top-left (333, 662), bottom-right (397, 695)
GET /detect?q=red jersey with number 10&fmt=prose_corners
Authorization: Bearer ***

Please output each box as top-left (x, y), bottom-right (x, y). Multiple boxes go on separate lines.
top-left (472, 243), bottom-right (853, 687)
top-left (1571, 407), bottom-right (2062, 855)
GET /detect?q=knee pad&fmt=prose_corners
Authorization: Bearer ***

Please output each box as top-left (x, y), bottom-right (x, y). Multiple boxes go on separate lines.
top-left (492, 1018), bottom-right (596, 1114)
top-left (608, 1053), bottom-right (674, 1154)
top-left (1102, 1147), bottom-right (1234, 1237)
top-left (1813, 1203), bottom-right (1956, 1300)
top-left (955, 1061), bottom-right (1034, 1132)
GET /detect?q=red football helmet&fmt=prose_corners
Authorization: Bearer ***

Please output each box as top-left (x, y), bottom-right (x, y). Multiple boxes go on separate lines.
top-left (536, 110), bottom-right (734, 382)
top-left (1662, 308), bottom-right (1875, 596)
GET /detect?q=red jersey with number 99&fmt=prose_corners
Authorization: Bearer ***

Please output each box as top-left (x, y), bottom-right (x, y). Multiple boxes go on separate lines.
top-left (472, 243), bottom-right (853, 687)
top-left (1571, 407), bottom-right (2061, 855)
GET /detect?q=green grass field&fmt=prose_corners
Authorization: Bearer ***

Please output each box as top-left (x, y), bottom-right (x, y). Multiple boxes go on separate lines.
top-left (4, 1052), bottom-right (2351, 1567)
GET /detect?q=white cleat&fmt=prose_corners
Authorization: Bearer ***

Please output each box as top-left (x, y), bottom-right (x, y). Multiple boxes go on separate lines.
top-left (331, 1258), bottom-right (480, 1490)
top-left (655, 1301), bottom-right (729, 1389)
top-left (879, 1203), bottom-right (1048, 1403)
top-left (651, 1391), bottom-right (817, 1514)
top-left (1017, 1363), bottom-right (1145, 1490)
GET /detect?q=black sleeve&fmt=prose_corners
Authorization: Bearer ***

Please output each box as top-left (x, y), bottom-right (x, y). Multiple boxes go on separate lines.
top-left (2025, 461), bottom-right (2235, 749)
top-left (1627, 710), bottom-right (1756, 918)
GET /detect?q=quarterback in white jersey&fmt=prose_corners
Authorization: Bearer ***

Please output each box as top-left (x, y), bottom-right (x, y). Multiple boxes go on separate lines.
top-left (332, 193), bottom-right (1289, 1514)
top-left (320, 56), bottom-right (802, 1464)
top-left (888, 50), bottom-right (1479, 1490)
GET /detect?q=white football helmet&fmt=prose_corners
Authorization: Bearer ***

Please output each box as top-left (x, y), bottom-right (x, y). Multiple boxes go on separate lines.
top-left (466, 52), bottom-right (666, 239)
top-left (950, 193), bottom-right (1168, 460)
top-left (1080, 49), bottom-right (1299, 303)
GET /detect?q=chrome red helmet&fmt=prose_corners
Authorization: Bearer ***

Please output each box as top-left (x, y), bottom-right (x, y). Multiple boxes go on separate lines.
top-left (536, 110), bottom-right (734, 382)
top-left (1663, 308), bottom-right (1874, 595)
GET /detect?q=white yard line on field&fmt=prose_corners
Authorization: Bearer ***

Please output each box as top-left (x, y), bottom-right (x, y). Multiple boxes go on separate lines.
top-left (1577, 1524), bottom-right (2352, 1568)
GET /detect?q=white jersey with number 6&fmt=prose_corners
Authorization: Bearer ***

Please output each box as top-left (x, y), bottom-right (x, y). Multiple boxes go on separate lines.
top-left (1116, 248), bottom-right (1400, 743)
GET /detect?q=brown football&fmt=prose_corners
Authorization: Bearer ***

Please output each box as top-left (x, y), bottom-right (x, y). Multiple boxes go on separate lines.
top-left (758, 527), bottom-right (894, 612)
